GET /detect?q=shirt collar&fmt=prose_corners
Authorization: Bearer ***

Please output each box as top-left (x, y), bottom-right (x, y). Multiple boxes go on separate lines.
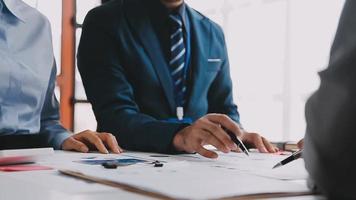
top-left (175, 3), bottom-right (188, 28)
top-left (148, 0), bottom-right (188, 31)
top-left (2, 0), bottom-right (27, 22)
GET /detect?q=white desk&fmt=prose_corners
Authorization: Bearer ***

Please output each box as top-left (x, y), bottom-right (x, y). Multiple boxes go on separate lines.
top-left (0, 151), bottom-right (324, 200)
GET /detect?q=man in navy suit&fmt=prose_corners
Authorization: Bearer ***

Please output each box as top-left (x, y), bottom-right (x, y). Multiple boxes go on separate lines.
top-left (78, 0), bottom-right (277, 158)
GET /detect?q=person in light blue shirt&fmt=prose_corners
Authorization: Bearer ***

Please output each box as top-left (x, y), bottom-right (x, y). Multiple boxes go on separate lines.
top-left (0, 0), bottom-right (123, 154)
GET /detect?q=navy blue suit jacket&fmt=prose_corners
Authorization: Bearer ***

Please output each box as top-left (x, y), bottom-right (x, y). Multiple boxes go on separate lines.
top-left (78, 0), bottom-right (240, 153)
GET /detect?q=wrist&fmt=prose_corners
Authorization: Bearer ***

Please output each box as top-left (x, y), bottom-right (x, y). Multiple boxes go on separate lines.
top-left (173, 128), bottom-right (186, 152)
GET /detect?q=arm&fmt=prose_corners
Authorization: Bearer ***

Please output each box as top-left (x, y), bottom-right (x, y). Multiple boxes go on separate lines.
top-left (77, 9), bottom-right (188, 153)
top-left (304, 0), bottom-right (356, 198)
top-left (173, 24), bottom-right (277, 156)
top-left (36, 12), bottom-right (121, 153)
top-left (205, 26), bottom-right (275, 153)
top-left (42, 61), bottom-right (122, 153)
top-left (40, 61), bottom-right (70, 150)
top-left (207, 28), bottom-right (240, 124)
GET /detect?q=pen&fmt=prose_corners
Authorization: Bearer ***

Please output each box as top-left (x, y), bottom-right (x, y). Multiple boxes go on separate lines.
top-left (225, 129), bottom-right (249, 156)
top-left (272, 149), bottom-right (303, 169)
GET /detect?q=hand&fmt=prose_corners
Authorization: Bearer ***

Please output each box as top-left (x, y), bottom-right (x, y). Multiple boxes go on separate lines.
top-left (297, 139), bottom-right (304, 149)
top-left (173, 114), bottom-right (277, 159)
top-left (173, 114), bottom-right (239, 158)
top-left (239, 131), bottom-right (278, 153)
top-left (61, 130), bottom-right (123, 154)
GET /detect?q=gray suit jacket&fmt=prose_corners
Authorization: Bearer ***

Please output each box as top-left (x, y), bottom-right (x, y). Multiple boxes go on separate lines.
top-left (304, 0), bottom-right (356, 198)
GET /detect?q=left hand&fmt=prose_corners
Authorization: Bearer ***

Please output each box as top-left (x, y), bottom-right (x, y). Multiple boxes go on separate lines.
top-left (61, 130), bottom-right (123, 154)
top-left (297, 139), bottom-right (304, 149)
top-left (239, 131), bottom-right (279, 153)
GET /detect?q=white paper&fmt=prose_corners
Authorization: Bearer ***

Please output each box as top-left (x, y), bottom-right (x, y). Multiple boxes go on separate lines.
top-left (0, 148), bottom-right (54, 157)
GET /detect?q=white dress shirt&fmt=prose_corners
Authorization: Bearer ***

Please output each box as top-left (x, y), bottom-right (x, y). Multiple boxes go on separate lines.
top-left (0, 0), bottom-right (70, 149)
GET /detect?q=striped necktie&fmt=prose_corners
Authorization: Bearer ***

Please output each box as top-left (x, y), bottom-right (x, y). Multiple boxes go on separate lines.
top-left (169, 13), bottom-right (187, 107)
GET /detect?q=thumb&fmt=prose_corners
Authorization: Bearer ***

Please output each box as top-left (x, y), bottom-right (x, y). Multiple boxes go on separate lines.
top-left (297, 139), bottom-right (304, 149)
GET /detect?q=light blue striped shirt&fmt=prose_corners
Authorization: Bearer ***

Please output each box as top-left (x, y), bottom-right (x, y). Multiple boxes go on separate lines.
top-left (0, 0), bottom-right (70, 149)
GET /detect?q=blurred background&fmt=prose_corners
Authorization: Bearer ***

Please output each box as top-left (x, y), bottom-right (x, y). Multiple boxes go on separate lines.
top-left (23, 0), bottom-right (345, 141)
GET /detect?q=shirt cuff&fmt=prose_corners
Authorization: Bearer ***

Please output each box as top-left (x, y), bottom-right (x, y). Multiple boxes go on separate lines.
top-left (51, 132), bottom-right (71, 150)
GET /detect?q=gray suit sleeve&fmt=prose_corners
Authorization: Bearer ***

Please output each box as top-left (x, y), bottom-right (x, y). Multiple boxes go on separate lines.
top-left (304, 0), bottom-right (356, 198)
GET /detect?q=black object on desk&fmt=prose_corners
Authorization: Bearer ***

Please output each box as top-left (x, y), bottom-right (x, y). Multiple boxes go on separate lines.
top-left (0, 134), bottom-right (50, 150)
top-left (154, 163), bottom-right (163, 167)
top-left (152, 160), bottom-right (164, 167)
top-left (102, 161), bottom-right (119, 169)
top-left (273, 149), bottom-right (303, 169)
top-left (224, 129), bottom-right (249, 156)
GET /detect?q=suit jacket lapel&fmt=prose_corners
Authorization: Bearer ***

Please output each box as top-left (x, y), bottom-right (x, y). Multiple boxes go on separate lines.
top-left (186, 6), bottom-right (211, 115)
top-left (125, 1), bottom-right (176, 113)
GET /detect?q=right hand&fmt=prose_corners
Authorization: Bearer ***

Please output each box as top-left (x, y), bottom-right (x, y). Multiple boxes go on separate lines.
top-left (173, 114), bottom-right (240, 158)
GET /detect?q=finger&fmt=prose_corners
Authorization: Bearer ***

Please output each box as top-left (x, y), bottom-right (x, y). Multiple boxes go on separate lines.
top-left (78, 131), bottom-right (109, 154)
top-left (253, 136), bottom-right (268, 153)
top-left (199, 118), bottom-right (236, 150)
top-left (98, 133), bottom-right (121, 154)
top-left (112, 135), bottom-right (124, 153)
top-left (201, 131), bottom-right (230, 153)
top-left (62, 137), bottom-right (89, 153)
top-left (232, 148), bottom-right (242, 153)
top-left (205, 114), bottom-right (244, 137)
top-left (196, 146), bottom-right (218, 159)
top-left (262, 137), bottom-right (277, 153)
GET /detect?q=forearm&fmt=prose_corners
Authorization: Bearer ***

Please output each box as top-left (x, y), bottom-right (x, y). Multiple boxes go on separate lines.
top-left (207, 27), bottom-right (241, 126)
top-left (96, 109), bottom-right (189, 153)
top-left (40, 61), bottom-right (70, 150)
top-left (207, 66), bottom-right (241, 125)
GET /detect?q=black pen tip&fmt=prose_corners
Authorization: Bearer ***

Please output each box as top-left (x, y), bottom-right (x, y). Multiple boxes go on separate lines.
top-left (272, 163), bottom-right (282, 169)
top-left (244, 150), bottom-right (249, 156)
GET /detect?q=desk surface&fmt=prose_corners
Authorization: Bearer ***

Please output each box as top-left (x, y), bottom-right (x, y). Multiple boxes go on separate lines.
top-left (0, 151), bottom-right (323, 200)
